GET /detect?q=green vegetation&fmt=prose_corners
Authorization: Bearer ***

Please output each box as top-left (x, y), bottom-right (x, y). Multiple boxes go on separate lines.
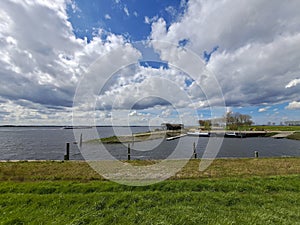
top-left (245, 126), bottom-right (300, 131)
top-left (1, 159), bottom-right (300, 224)
top-left (264, 132), bottom-right (279, 137)
top-left (287, 132), bottom-right (300, 140)
top-left (225, 112), bottom-right (253, 130)
top-left (1, 176), bottom-right (300, 224)
top-left (1, 158), bottom-right (300, 181)
top-left (88, 131), bottom-right (183, 144)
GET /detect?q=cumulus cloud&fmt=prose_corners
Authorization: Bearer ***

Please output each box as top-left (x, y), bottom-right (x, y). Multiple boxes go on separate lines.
top-left (286, 101), bottom-right (300, 110)
top-left (150, 0), bottom-right (300, 108)
top-left (95, 64), bottom-right (199, 111)
top-left (2, 0), bottom-right (300, 125)
top-left (0, 0), bottom-right (140, 124)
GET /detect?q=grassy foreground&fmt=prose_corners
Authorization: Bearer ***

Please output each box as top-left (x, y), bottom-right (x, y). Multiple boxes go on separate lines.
top-left (1, 158), bottom-right (300, 224)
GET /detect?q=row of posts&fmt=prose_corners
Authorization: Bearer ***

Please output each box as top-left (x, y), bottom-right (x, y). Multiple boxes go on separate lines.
top-left (64, 140), bottom-right (259, 161)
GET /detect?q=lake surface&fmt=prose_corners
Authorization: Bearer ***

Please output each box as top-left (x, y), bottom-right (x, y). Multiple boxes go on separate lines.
top-left (0, 126), bottom-right (299, 160)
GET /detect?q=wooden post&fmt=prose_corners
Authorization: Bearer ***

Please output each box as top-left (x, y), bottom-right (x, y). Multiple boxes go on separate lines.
top-left (79, 133), bottom-right (82, 148)
top-left (64, 142), bottom-right (70, 160)
top-left (193, 142), bottom-right (197, 159)
top-left (254, 151), bottom-right (259, 158)
top-left (127, 143), bottom-right (131, 161)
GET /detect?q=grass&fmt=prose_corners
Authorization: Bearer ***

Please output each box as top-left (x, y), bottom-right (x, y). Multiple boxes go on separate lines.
top-left (88, 130), bottom-right (183, 144)
top-left (287, 132), bottom-right (300, 140)
top-left (1, 159), bottom-right (300, 224)
top-left (224, 125), bottom-right (300, 131)
top-left (1, 176), bottom-right (300, 224)
top-left (1, 158), bottom-right (300, 181)
top-left (246, 126), bottom-right (300, 131)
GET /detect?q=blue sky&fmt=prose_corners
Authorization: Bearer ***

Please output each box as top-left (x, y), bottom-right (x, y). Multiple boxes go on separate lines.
top-left (0, 0), bottom-right (299, 125)
top-left (67, 0), bottom-right (186, 42)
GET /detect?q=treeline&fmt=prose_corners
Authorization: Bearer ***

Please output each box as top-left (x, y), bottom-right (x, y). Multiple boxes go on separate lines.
top-left (225, 112), bottom-right (253, 130)
top-left (199, 112), bottom-right (253, 130)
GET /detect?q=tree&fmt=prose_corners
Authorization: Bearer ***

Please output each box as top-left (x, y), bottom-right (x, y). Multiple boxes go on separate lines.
top-left (199, 119), bottom-right (212, 130)
top-left (225, 111), bottom-right (253, 130)
top-left (204, 120), bottom-right (212, 131)
top-left (199, 120), bottom-right (206, 127)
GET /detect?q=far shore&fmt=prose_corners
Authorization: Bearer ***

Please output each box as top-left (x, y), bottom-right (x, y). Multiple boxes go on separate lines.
top-left (86, 128), bottom-right (300, 143)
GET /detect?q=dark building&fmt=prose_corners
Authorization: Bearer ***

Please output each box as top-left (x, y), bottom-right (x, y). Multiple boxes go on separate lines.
top-left (161, 123), bottom-right (184, 130)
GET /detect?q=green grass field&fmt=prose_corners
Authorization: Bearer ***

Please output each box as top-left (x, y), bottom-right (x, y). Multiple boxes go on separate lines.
top-left (240, 125), bottom-right (300, 131)
top-left (1, 159), bottom-right (300, 224)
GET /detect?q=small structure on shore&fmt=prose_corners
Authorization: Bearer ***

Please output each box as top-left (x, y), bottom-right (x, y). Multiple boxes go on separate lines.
top-left (161, 123), bottom-right (184, 130)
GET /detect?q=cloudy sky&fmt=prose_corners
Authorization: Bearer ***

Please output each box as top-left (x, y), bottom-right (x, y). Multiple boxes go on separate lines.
top-left (0, 0), bottom-right (299, 126)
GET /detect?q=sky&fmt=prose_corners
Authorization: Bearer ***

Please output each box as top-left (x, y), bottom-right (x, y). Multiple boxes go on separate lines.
top-left (0, 0), bottom-right (300, 126)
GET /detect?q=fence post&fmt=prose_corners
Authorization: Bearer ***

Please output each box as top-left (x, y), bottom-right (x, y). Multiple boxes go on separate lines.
top-left (128, 143), bottom-right (131, 161)
top-left (64, 142), bottom-right (70, 160)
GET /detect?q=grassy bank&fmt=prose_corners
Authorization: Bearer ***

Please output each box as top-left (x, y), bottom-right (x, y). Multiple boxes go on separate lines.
top-left (1, 158), bottom-right (300, 181)
top-left (88, 130), bottom-right (183, 144)
top-left (235, 125), bottom-right (300, 131)
top-left (1, 159), bottom-right (300, 224)
top-left (287, 132), bottom-right (300, 140)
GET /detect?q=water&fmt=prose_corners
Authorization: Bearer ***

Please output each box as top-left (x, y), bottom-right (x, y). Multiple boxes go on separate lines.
top-left (0, 126), bottom-right (299, 160)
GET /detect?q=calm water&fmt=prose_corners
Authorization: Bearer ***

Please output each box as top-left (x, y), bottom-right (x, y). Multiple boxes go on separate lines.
top-left (0, 126), bottom-right (299, 160)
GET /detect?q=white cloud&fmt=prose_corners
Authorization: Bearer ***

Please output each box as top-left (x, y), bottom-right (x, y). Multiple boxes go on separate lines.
top-left (104, 14), bottom-right (111, 20)
top-left (144, 16), bottom-right (150, 24)
top-left (0, 0), bottom-right (141, 124)
top-left (258, 107), bottom-right (269, 113)
top-left (1, 0), bottom-right (300, 125)
top-left (285, 78), bottom-right (300, 88)
top-left (286, 101), bottom-right (300, 110)
top-left (165, 6), bottom-right (177, 17)
top-left (124, 6), bottom-right (129, 16)
top-left (150, 0), bottom-right (300, 108)
top-left (95, 64), bottom-right (196, 111)
top-left (144, 16), bottom-right (158, 25)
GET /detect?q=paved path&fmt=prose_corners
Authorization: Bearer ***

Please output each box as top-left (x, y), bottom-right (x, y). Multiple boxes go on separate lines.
top-left (272, 132), bottom-right (293, 139)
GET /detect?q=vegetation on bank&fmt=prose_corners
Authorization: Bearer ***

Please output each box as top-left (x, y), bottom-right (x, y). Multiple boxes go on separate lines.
top-left (287, 132), bottom-right (300, 140)
top-left (87, 130), bottom-right (183, 144)
top-left (1, 158), bottom-right (300, 182)
top-left (240, 125), bottom-right (300, 131)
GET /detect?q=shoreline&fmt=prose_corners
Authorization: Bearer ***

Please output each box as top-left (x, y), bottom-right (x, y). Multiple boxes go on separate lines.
top-left (88, 130), bottom-right (184, 144)
top-left (87, 129), bottom-right (300, 143)
top-left (0, 155), bottom-right (299, 162)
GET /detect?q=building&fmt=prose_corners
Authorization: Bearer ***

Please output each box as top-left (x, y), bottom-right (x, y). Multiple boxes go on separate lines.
top-left (161, 123), bottom-right (184, 130)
